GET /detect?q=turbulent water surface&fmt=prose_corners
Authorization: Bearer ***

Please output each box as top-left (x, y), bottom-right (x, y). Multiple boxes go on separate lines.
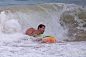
top-left (0, 0), bottom-right (86, 57)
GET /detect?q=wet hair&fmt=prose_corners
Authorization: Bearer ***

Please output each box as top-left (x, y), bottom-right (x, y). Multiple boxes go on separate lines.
top-left (37, 24), bottom-right (45, 30)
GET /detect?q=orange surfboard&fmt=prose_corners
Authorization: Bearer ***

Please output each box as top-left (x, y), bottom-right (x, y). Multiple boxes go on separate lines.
top-left (42, 37), bottom-right (56, 43)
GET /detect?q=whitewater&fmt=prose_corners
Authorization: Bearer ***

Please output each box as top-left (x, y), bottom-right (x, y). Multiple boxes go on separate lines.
top-left (0, 3), bottom-right (86, 57)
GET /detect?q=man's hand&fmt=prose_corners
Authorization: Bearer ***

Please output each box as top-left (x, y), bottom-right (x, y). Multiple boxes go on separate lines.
top-left (33, 34), bottom-right (37, 37)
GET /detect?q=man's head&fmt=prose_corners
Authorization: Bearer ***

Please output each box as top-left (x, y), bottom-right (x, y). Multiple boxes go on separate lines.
top-left (37, 24), bottom-right (45, 34)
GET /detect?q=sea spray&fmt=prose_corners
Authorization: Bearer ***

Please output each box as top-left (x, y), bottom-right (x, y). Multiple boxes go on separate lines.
top-left (0, 3), bottom-right (86, 42)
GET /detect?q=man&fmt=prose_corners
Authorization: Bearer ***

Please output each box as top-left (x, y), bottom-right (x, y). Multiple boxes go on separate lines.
top-left (26, 24), bottom-right (55, 43)
top-left (26, 24), bottom-right (45, 36)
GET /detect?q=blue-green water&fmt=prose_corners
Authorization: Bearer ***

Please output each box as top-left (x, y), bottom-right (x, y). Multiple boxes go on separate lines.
top-left (0, 0), bottom-right (86, 8)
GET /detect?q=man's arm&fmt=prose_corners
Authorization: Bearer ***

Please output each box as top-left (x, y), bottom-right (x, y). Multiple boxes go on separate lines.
top-left (26, 28), bottom-right (35, 35)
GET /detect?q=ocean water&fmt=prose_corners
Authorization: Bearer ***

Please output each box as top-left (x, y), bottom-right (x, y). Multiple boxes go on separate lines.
top-left (0, 0), bottom-right (86, 8)
top-left (0, 0), bottom-right (86, 57)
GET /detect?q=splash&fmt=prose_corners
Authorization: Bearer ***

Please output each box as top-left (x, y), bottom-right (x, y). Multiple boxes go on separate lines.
top-left (0, 3), bottom-right (86, 42)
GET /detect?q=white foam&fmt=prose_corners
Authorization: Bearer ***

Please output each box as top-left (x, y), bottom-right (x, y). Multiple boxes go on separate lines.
top-left (0, 41), bottom-right (86, 57)
top-left (0, 3), bottom-right (86, 57)
top-left (3, 19), bottom-right (22, 34)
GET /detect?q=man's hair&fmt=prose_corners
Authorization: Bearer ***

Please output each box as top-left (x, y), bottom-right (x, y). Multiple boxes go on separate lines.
top-left (37, 24), bottom-right (45, 30)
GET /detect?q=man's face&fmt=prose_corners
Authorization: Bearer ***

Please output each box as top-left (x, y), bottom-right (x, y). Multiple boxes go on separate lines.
top-left (39, 26), bottom-right (45, 34)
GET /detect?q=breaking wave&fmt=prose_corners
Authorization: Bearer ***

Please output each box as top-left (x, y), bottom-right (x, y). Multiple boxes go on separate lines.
top-left (0, 3), bottom-right (86, 42)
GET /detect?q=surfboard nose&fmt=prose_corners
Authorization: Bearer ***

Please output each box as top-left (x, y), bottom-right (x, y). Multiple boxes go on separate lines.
top-left (43, 37), bottom-right (56, 43)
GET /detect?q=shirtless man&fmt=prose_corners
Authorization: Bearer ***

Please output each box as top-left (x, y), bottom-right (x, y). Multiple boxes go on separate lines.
top-left (26, 24), bottom-right (45, 36)
top-left (26, 24), bottom-right (54, 43)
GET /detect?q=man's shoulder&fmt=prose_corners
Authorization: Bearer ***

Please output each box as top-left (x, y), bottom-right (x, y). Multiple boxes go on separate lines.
top-left (28, 27), bottom-right (35, 31)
